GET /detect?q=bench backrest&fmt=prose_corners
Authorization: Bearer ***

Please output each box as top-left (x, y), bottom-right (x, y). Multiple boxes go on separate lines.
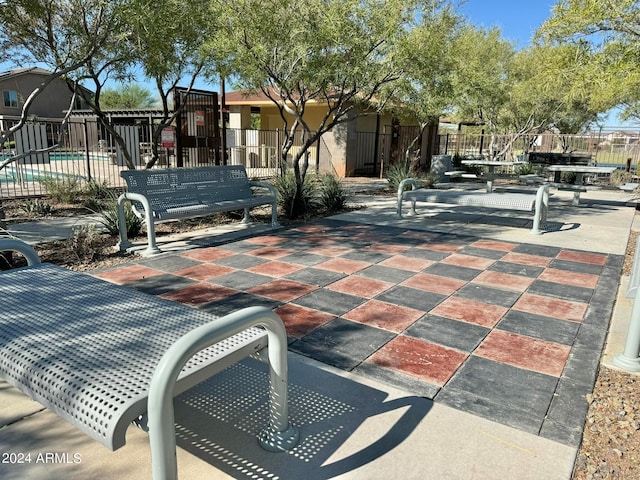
top-left (528, 152), bottom-right (591, 165)
top-left (120, 166), bottom-right (256, 211)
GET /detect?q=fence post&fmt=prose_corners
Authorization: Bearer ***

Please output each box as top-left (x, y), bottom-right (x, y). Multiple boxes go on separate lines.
top-left (83, 119), bottom-right (92, 182)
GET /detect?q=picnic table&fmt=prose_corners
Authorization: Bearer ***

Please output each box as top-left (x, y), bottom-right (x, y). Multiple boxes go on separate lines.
top-left (460, 160), bottom-right (523, 192)
top-left (545, 165), bottom-right (617, 184)
top-left (545, 165), bottom-right (617, 206)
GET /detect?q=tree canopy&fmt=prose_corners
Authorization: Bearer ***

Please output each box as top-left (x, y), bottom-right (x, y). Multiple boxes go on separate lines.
top-left (216, 0), bottom-right (435, 216)
top-left (537, 0), bottom-right (640, 122)
top-left (0, 0), bottom-right (216, 168)
top-left (100, 84), bottom-right (158, 109)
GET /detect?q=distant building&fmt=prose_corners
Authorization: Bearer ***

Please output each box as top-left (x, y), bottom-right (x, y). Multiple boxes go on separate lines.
top-left (0, 67), bottom-right (90, 131)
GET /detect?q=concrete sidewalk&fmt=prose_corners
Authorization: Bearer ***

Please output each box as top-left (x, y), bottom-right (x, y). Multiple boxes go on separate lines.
top-left (0, 184), bottom-right (638, 480)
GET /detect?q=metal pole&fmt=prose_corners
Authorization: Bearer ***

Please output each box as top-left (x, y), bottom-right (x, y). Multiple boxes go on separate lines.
top-left (83, 119), bottom-right (92, 181)
top-left (613, 295), bottom-right (640, 372)
top-left (614, 240), bottom-right (640, 372)
top-left (220, 77), bottom-right (227, 165)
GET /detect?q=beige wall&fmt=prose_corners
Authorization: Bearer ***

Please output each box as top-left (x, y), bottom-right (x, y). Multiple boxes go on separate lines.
top-left (259, 103), bottom-right (329, 131)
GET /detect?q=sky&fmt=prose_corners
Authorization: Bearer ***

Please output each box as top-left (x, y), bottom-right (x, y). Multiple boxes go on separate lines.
top-left (458, 0), bottom-right (556, 49)
top-left (0, 1), bottom-right (635, 127)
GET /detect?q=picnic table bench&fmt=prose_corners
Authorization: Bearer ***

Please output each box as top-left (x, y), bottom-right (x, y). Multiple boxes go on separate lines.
top-left (0, 239), bottom-right (298, 479)
top-left (118, 165), bottom-right (279, 256)
top-left (519, 164), bottom-right (614, 206)
top-left (396, 179), bottom-right (549, 235)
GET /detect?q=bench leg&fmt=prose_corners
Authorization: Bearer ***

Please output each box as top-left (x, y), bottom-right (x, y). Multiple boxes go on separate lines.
top-left (116, 195), bottom-right (134, 252)
top-left (530, 185), bottom-right (549, 235)
top-left (117, 193), bottom-right (162, 256)
top-left (241, 207), bottom-right (252, 225)
top-left (395, 197), bottom-right (404, 219)
top-left (572, 191), bottom-right (580, 206)
top-left (148, 307), bottom-right (299, 480)
top-left (270, 201), bottom-right (280, 227)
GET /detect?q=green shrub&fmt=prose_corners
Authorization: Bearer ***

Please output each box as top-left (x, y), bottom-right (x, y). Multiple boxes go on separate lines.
top-left (273, 170), bottom-right (319, 218)
top-left (98, 193), bottom-right (143, 238)
top-left (40, 176), bottom-right (83, 204)
top-left (385, 162), bottom-right (438, 191)
top-left (421, 171), bottom-right (440, 188)
top-left (83, 179), bottom-right (111, 199)
top-left (20, 199), bottom-right (54, 217)
top-left (610, 169), bottom-right (634, 187)
top-left (69, 224), bottom-right (102, 262)
top-left (386, 162), bottom-right (418, 191)
top-left (515, 162), bottom-right (537, 176)
top-left (319, 174), bottom-right (350, 213)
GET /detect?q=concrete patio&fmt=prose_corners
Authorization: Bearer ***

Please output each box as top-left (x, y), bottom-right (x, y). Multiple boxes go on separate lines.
top-left (1, 183), bottom-right (638, 480)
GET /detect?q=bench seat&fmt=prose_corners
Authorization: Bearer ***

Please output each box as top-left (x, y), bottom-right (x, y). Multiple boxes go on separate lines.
top-left (118, 165), bottom-right (279, 256)
top-left (396, 179), bottom-right (549, 234)
top-left (0, 240), bottom-right (299, 478)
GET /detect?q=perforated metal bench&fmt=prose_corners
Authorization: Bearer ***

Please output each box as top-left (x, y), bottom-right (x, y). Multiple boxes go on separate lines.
top-left (396, 179), bottom-right (550, 235)
top-left (0, 240), bottom-right (298, 479)
top-left (118, 165), bottom-right (279, 256)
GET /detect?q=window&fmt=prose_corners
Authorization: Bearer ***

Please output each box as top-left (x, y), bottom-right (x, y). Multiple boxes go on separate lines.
top-left (3, 90), bottom-right (18, 108)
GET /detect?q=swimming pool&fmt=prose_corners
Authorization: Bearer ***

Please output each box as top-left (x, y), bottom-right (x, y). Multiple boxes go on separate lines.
top-left (0, 165), bottom-right (82, 184)
top-left (0, 151), bottom-right (113, 162)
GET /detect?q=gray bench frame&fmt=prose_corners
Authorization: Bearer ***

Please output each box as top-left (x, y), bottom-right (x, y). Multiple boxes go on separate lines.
top-left (117, 165), bottom-right (280, 256)
top-left (396, 179), bottom-right (549, 235)
top-left (0, 239), bottom-right (298, 480)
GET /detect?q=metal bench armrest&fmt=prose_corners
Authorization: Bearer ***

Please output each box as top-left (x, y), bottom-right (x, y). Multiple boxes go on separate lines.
top-left (0, 239), bottom-right (41, 266)
top-left (149, 306), bottom-right (299, 479)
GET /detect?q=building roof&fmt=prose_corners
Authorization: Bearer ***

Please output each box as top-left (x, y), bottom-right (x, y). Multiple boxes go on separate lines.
top-left (71, 109), bottom-right (170, 118)
top-left (224, 88), bottom-right (332, 106)
top-left (0, 67), bottom-right (54, 81)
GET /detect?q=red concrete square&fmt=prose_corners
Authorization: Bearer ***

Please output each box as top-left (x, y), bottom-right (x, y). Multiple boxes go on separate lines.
top-left (160, 283), bottom-right (236, 306)
top-left (429, 297), bottom-right (508, 328)
top-left (93, 265), bottom-right (163, 285)
top-left (301, 236), bottom-right (336, 247)
top-left (248, 279), bottom-right (317, 302)
top-left (173, 263), bottom-right (235, 281)
top-left (470, 239), bottom-right (517, 252)
top-left (378, 255), bottom-right (434, 272)
top-left (246, 246), bottom-right (295, 260)
top-left (315, 258), bottom-right (370, 274)
top-left (472, 270), bottom-right (534, 292)
top-left (538, 268), bottom-right (599, 289)
top-left (293, 225), bottom-right (331, 234)
top-left (308, 245), bottom-right (354, 257)
top-left (368, 336), bottom-right (468, 386)
top-left (419, 243), bottom-right (463, 253)
top-left (501, 252), bottom-right (552, 268)
top-left (244, 235), bottom-right (285, 246)
top-left (557, 250), bottom-right (607, 266)
top-left (475, 330), bottom-right (571, 377)
top-left (401, 273), bottom-right (467, 295)
top-left (344, 300), bottom-right (423, 333)
top-left (441, 253), bottom-right (495, 270)
top-left (512, 293), bottom-right (587, 323)
top-left (367, 243), bottom-right (411, 254)
top-left (273, 304), bottom-right (335, 338)
top-left (326, 277), bottom-right (393, 298)
top-left (181, 247), bottom-right (236, 262)
top-left (246, 261), bottom-right (304, 277)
